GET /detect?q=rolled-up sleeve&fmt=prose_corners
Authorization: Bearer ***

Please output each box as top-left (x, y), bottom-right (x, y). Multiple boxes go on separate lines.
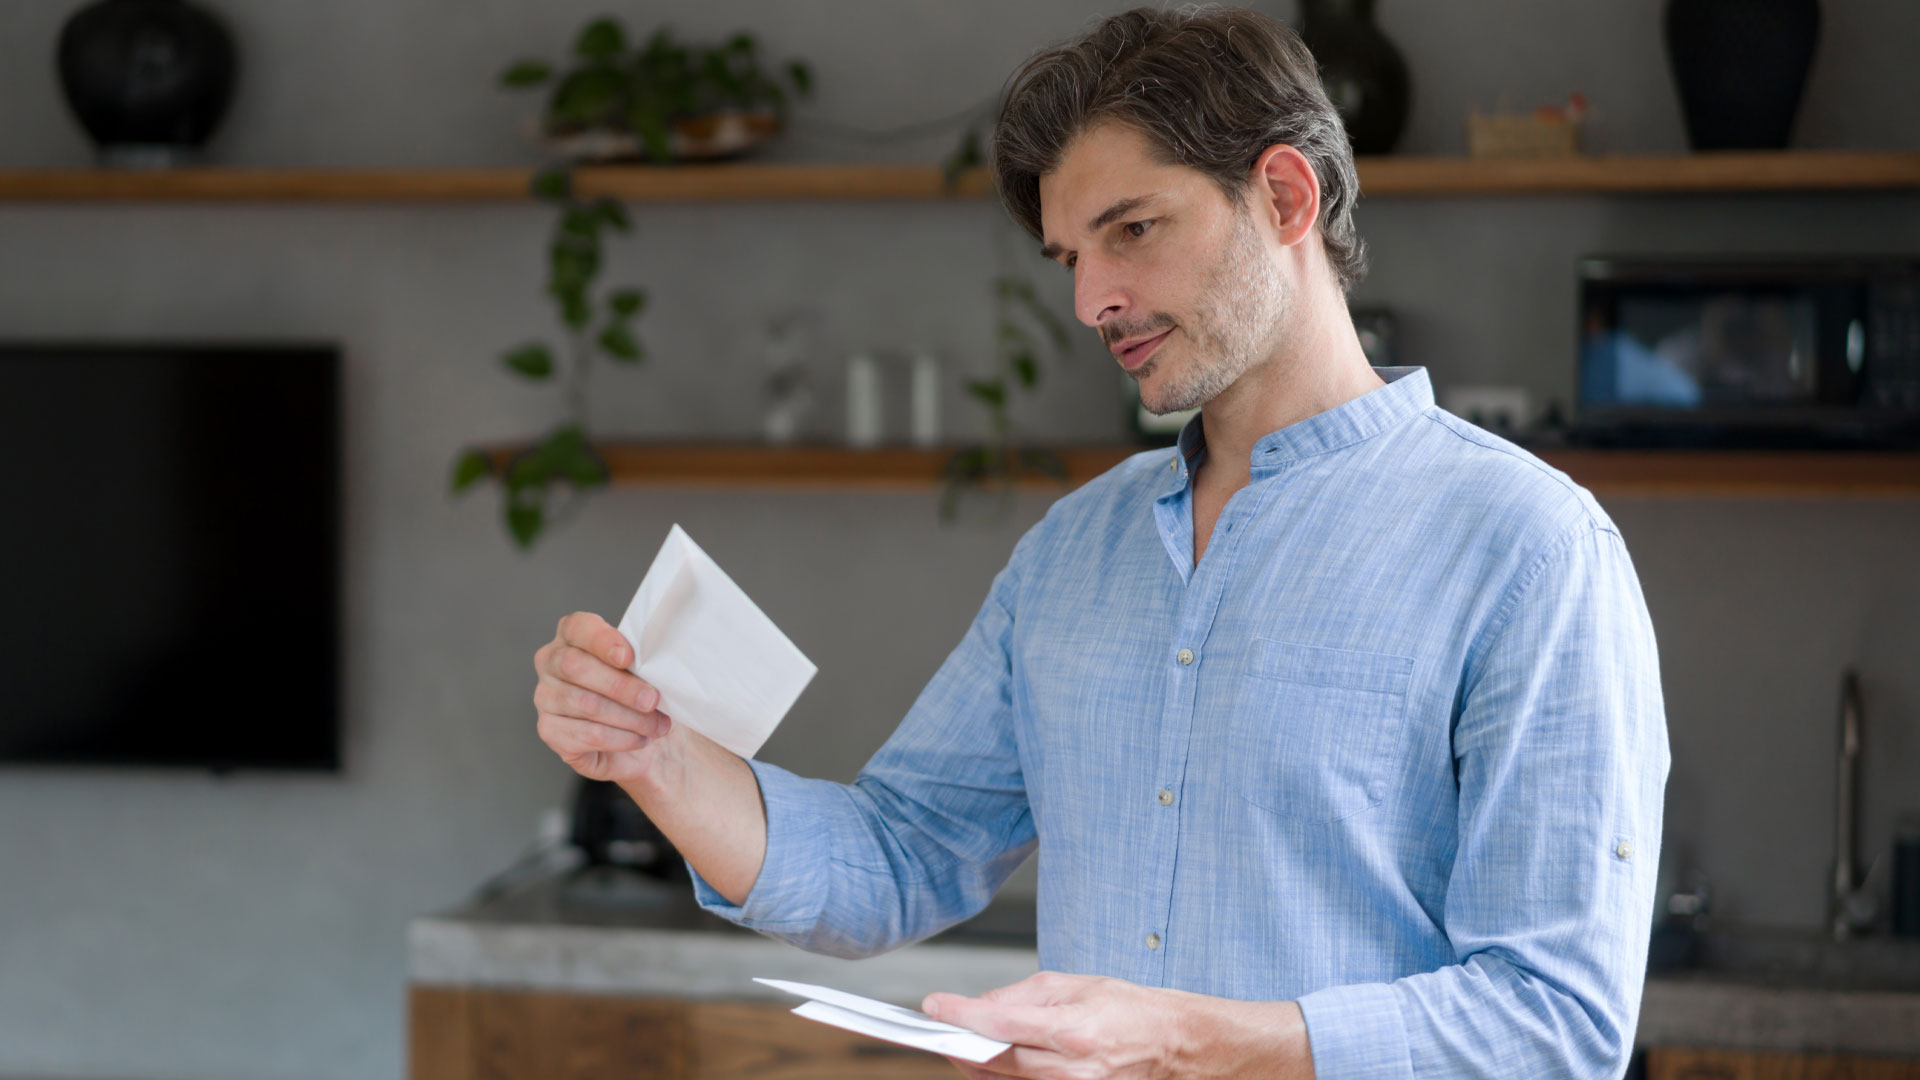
top-left (1298, 521), bottom-right (1670, 1079)
top-left (689, 527), bottom-right (1041, 959)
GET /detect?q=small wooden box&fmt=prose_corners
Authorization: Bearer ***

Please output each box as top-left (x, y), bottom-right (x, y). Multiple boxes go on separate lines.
top-left (1466, 110), bottom-right (1583, 158)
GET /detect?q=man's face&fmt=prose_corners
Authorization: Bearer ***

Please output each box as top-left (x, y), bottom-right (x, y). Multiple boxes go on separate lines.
top-left (1039, 121), bottom-right (1292, 415)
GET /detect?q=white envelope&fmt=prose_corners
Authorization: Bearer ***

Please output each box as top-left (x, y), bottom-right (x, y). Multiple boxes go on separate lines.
top-left (754, 978), bottom-right (1012, 1064)
top-left (616, 524), bottom-right (817, 760)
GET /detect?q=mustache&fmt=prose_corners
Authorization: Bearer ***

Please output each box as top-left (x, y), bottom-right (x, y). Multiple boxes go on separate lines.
top-left (1101, 314), bottom-right (1175, 349)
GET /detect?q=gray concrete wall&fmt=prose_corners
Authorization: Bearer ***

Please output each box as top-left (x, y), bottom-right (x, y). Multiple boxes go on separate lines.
top-left (0, 1), bottom-right (1916, 1077)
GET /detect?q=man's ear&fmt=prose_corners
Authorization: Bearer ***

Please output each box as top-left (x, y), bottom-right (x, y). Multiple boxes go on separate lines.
top-left (1247, 143), bottom-right (1320, 248)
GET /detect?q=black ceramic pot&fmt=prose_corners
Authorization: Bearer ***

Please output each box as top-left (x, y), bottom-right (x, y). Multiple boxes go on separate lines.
top-left (57, 0), bottom-right (238, 167)
top-left (1664, 0), bottom-right (1820, 150)
top-left (1297, 0), bottom-right (1410, 155)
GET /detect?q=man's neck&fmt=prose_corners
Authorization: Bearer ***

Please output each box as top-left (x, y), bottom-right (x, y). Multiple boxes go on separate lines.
top-left (1193, 308), bottom-right (1385, 489)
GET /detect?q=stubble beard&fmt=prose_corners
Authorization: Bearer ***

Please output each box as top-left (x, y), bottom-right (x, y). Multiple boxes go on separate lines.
top-left (1133, 201), bottom-right (1292, 416)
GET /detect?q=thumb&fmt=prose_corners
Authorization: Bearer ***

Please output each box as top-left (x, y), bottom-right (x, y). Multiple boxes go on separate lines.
top-left (921, 994), bottom-right (1062, 1050)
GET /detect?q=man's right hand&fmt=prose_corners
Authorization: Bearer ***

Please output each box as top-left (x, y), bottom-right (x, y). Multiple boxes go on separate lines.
top-left (533, 612), bottom-right (672, 785)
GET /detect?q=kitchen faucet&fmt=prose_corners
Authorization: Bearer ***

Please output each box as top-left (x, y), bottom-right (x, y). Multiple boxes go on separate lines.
top-left (1832, 668), bottom-right (1874, 941)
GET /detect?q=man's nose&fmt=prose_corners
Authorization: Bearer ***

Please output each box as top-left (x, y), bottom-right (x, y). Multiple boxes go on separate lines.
top-left (1074, 257), bottom-right (1129, 329)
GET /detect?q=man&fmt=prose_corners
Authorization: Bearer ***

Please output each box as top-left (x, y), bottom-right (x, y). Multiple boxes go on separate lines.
top-left (532, 7), bottom-right (1670, 1078)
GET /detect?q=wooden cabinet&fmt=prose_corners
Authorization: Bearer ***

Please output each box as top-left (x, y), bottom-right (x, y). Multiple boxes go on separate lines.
top-left (410, 986), bottom-right (956, 1080)
top-left (1646, 1048), bottom-right (1920, 1080)
top-left (411, 987), bottom-right (1920, 1079)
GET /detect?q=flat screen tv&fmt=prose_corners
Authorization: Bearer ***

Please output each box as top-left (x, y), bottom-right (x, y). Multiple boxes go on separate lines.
top-left (0, 342), bottom-right (341, 771)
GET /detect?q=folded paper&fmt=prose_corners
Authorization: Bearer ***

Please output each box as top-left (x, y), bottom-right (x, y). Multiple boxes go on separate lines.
top-left (616, 524), bottom-right (816, 759)
top-left (754, 978), bottom-right (1012, 1064)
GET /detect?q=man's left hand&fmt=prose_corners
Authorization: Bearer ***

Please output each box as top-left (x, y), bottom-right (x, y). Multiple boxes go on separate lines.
top-left (921, 971), bottom-right (1312, 1080)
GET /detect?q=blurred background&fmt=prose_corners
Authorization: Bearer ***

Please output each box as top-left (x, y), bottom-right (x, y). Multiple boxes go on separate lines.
top-left (1, 1), bottom-right (1918, 1078)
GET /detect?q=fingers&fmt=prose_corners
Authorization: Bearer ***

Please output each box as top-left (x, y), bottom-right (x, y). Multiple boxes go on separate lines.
top-left (981, 971), bottom-right (1082, 1006)
top-left (557, 611), bottom-right (633, 670)
top-left (921, 995), bottom-right (1065, 1053)
top-left (533, 673), bottom-right (667, 739)
top-left (543, 642), bottom-right (659, 714)
top-left (538, 713), bottom-right (651, 756)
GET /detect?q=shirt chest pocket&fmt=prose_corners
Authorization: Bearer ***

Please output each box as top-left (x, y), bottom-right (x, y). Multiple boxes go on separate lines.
top-left (1233, 638), bottom-right (1414, 824)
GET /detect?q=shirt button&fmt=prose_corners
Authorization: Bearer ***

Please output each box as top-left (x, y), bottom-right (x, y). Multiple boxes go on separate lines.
top-left (1145, 932), bottom-right (1162, 950)
top-left (1157, 788), bottom-right (1174, 806)
top-left (1176, 648), bottom-right (1195, 666)
top-left (1615, 840), bottom-right (1633, 861)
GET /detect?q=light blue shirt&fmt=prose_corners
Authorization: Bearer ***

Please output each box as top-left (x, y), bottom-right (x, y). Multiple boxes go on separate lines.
top-left (692, 366), bottom-right (1670, 1079)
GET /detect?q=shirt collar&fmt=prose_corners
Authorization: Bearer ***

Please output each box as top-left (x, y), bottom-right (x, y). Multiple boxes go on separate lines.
top-left (1165, 366), bottom-right (1433, 490)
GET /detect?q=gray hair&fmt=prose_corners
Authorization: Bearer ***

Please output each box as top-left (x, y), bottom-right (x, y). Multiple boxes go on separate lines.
top-left (991, 4), bottom-right (1369, 294)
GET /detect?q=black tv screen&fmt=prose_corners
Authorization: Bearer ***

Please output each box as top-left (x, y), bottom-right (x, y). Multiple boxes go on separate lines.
top-left (0, 343), bottom-right (341, 771)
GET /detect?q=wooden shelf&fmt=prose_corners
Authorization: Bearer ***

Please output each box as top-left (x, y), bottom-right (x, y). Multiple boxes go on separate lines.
top-left (491, 442), bottom-right (1920, 497)
top-left (5, 150), bottom-right (1920, 202)
top-left (0, 163), bottom-right (992, 202)
top-left (1357, 149), bottom-right (1920, 196)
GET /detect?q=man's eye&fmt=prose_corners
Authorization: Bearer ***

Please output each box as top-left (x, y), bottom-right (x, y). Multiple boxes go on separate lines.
top-left (1123, 220), bottom-right (1152, 239)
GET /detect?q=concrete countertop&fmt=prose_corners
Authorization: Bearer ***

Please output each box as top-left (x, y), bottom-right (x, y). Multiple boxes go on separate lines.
top-left (408, 867), bottom-right (1039, 1005)
top-left (409, 868), bottom-right (1920, 1057)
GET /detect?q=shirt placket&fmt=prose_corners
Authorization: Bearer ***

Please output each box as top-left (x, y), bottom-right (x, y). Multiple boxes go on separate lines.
top-left (1138, 468), bottom-right (1280, 985)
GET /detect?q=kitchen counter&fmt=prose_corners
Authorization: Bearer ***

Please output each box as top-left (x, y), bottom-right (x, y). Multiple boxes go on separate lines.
top-left (409, 868), bottom-right (1920, 1058)
top-left (409, 867), bottom-right (1039, 1005)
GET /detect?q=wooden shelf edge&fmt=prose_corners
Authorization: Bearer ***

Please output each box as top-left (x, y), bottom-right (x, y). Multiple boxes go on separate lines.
top-left (0, 163), bottom-right (994, 202)
top-left (481, 442), bottom-right (1920, 497)
top-left (6, 150), bottom-right (1920, 202)
top-left (1360, 149), bottom-right (1920, 195)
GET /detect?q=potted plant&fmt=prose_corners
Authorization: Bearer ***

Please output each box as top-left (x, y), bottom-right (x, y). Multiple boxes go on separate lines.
top-left (450, 20), bottom-right (817, 550)
top-left (938, 115), bottom-right (1077, 521)
top-left (499, 16), bottom-right (813, 163)
top-left (449, 166), bottom-right (645, 549)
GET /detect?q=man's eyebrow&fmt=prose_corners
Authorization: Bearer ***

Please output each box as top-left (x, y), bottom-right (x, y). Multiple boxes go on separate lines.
top-left (1038, 193), bottom-right (1163, 261)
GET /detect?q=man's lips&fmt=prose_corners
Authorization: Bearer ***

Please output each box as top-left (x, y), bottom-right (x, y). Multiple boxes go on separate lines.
top-left (1112, 328), bottom-right (1173, 371)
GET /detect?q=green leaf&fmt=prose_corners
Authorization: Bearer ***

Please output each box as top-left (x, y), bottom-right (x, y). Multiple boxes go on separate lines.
top-left (787, 60), bottom-right (812, 97)
top-left (536, 425), bottom-right (608, 488)
top-left (607, 288), bottom-right (647, 317)
top-left (942, 445), bottom-right (991, 482)
top-left (500, 60), bottom-right (553, 88)
top-left (574, 17), bottom-right (626, 63)
top-left (506, 450), bottom-right (544, 491)
top-left (560, 207), bottom-right (600, 239)
top-left (503, 343), bottom-right (554, 379)
top-left (450, 449), bottom-right (492, 493)
top-left (507, 499), bottom-right (544, 549)
top-left (592, 197), bottom-right (631, 233)
top-left (531, 166), bottom-right (572, 201)
top-left (549, 66), bottom-right (624, 128)
top-left (964, 378), bottom-right (1007, 409)
top-left (548, 239), bottom-right (600, 295)
top-left (559, 288), bottom-right (592, 329)
top-left (628, 104), bottom-right (673, 163)
top-left (1012, 349), bottom-right (1039, 389)
top-left (597, 323), bottom-right (641, 361)
top-left (727, 32), bottom-right (756, 55)
top-left (942, 128), bottom-right (983, 191)
top-left (1017, 446), bottom-right (1068, 480)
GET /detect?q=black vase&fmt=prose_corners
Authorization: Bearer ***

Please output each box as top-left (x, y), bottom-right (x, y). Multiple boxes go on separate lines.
top-left (1297, 0), bottom-right (1411, 155)
top-left (1664, 0), bottom-right (1820, 150)
top-left (57, 0), bottom-right (238, 168)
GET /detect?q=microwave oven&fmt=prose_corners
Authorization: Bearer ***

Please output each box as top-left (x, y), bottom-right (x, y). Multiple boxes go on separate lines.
top-left (1572, 256), bottom-right (1920, 448)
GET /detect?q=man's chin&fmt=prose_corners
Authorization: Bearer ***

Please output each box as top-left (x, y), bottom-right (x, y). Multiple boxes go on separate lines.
top-left (1134, 369), bottom-right (1197, 416)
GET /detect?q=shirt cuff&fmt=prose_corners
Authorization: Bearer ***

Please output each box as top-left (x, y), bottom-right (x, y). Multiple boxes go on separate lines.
top-left (687, 757), bottom-right (833, 933)
top-left (1296, 981), bottom-right (1414, 1080)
